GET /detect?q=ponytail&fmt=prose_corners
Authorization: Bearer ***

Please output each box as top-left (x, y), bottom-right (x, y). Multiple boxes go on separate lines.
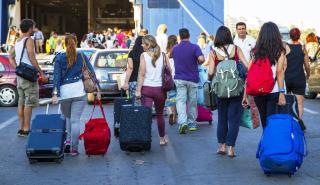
top-left (151, 45), bottom-right (161, 67)
top-left (65, 35), bottom-right (77, 68)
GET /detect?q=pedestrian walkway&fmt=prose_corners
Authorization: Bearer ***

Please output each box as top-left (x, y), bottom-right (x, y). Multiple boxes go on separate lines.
top-left (0, 100), bottom-right (320, 185)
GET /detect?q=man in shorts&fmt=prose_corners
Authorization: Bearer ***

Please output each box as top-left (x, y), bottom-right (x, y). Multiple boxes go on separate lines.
top-left (9, 19), bottom-right (48, 137)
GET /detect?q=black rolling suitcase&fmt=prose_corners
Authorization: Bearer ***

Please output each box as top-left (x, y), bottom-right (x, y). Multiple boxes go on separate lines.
top-left (26, 104), bottom-right (66, 164)
top-left (119, 101), bottom-right (152, 152)
top-left (113, 90), bottom-right (134, 137)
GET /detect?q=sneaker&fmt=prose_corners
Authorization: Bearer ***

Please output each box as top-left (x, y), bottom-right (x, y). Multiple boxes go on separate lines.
top-left (20, 130), bottom-right (30, 137)
top-left (188, 123), bottom-right (198, 131)
top-left (179, 124), bottom-right (188, 134)
top-left (64, 140), bottom-right (71, 154)
top-left (17, 129), bottom-right (23, 137)
top-left (70, 149), bottom-right (79, 156)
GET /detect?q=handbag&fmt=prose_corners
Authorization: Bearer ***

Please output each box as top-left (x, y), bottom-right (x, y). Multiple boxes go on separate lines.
top-left (79, 100), bottom-right (111, 156)
top-left (162, 53), bottom-right (174, 92)
top-left (81, 53), bottom-right (97, 93)
top-left (15, 38), bottom-right (38, 82)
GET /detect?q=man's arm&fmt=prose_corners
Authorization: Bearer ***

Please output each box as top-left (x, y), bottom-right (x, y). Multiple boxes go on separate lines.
top-left (8, 47), bottom-right (16, 68)
top-left (195, 45), bottom-right (205, 64)
top-left (198, 55), bottom-right (205, 64)
top-left (26, 38), bottom-right (46, 78)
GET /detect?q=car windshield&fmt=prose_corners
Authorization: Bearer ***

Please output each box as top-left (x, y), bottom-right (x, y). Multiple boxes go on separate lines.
top-left (96, 51), bottom-right (128, 68)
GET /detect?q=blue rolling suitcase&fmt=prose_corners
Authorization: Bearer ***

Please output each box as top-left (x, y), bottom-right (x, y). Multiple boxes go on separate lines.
top-left (26, 104), bottom-right (66, 164)
top-left (256, 105), bottom-right (307, 176)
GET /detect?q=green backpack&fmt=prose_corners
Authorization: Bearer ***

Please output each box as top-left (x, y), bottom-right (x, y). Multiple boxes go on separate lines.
top-left (212, 58), bottom-right (244, 98)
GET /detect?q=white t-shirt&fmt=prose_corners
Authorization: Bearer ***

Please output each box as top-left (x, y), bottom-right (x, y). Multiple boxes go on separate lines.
top-left (169, 58), bottom-right (175, 78)
top-left (234, 35), bottom-right (256, 62)
top-left (156, 34), bottom-right (168, 53)
top-left (15, 37), bottom-right (32, 66)
top-left (142, 52), bottom-right (164, 87)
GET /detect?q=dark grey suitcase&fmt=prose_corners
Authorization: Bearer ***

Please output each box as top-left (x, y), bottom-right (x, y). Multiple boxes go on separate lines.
top-left (113, 92), bottom-right (134, 137)
top-left (26, 104), bottom-right (66, 164)
top-left (119, 102), bottom-right (152, 152)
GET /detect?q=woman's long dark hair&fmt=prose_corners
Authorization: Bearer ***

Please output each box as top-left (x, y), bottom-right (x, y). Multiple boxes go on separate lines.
top-left (214, 26), bottom-right (233, 48)
top-left (166, 35), bottom-right (178, 58)
top-left (129, 36), bottom-right (144, 62)
top-left (254, 22), bottom-right (286, 65)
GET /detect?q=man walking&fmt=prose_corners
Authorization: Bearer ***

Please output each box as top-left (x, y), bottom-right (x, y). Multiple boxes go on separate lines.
top-left (33, 27), bottom-right (44, 53)
top-left (233, 22), bottom-right (256, 61)
top-left (172, 28), bottom-right (205, 134)
top-left (9, 19), bottom-right (48, 137)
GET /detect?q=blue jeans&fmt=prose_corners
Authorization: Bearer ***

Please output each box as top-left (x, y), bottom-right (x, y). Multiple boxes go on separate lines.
top-left (175, 80), bottom-right (198, 125)
top-left (217, 96), bottom-right (243, 147)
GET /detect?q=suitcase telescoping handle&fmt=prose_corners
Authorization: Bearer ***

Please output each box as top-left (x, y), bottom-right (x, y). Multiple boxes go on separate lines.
top-left (46, 103), bottom-right (61, 115)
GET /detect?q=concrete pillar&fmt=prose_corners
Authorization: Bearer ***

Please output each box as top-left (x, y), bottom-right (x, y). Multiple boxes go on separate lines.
top-left (88, 0), bottom-right (93, 32)
top-left (11, 0), bottom-right (20, 27)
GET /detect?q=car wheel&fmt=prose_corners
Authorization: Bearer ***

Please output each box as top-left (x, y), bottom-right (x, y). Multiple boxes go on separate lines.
top-left (0, 85), bottom-right (18, 107)
top-left (305, 92), bottom-right (317, 99)
top-left (87, 93), bottom-right (95, 104)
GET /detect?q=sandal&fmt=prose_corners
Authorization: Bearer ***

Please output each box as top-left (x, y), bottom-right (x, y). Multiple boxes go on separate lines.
top-left (227, 146), bottom-right (236, 158)
top-left (217, 144), bottom-right (226, 155)
top-left (160, 137), bottom-right (168, 146)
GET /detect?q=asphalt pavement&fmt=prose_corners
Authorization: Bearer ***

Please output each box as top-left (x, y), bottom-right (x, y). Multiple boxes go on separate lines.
top-left (0, 98), bottom-right (320, 185)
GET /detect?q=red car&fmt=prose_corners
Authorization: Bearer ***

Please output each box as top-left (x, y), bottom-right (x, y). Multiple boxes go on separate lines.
top-left (0, 54), bottom-right (52, 107)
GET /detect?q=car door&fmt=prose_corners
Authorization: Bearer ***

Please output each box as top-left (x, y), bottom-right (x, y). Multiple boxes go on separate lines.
top-left (308, 59), bottom-right (320, 92)
top-left (0, 60), bottom-right (8, 84)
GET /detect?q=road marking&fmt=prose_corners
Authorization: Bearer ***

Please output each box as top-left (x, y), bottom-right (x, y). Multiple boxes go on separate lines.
top-left (0, 116), bottom-right (18, 131)
top-left (304, 108), bottom-right (319, 115)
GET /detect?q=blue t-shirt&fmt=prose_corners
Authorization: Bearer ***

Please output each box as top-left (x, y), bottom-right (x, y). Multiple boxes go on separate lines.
top-left (172, 40), bottom-right (203, 83)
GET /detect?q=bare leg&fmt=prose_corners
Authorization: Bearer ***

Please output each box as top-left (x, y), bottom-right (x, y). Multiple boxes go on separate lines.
top-left (23, 106), bottom-right (33, 131)
top-left (17, 105), bottom-right (24, 130)
top-left (296, 95), bottom-right (304, 119)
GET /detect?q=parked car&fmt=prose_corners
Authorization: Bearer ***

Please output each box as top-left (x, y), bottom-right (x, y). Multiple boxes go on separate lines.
top-left (87, 49), bottom-right (129, 103)
top-left (0, 54), bottom-right (17, 106)
top-left (305, 59), bottom-right (320, 99)
top-left (0, 54), bottom-right (55, 106)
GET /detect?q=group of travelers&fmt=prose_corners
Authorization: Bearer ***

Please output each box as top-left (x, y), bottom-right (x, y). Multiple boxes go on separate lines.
top-left (80, 28), bottom-right (136, 50)
top-left (9, 18), bottom-right (314, 157)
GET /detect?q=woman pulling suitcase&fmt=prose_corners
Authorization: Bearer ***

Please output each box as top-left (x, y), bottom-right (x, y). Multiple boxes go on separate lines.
top-left (52, 34), bottom-right (101, 156)
top-left (135, 35), bottom-right (172, 146)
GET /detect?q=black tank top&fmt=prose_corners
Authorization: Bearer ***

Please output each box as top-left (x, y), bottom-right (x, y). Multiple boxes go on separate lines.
top-left (285, 44), bottom-right (305, 81)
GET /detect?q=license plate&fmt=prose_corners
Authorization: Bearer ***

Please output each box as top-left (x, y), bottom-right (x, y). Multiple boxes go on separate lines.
top-left (112, 74), bottom-right (121, 80)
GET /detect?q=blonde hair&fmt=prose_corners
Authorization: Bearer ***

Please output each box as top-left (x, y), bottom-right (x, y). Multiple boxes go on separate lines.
top-left (65, 35), bottom-right (77, 68)
top-left (142, 35), bottom-right (161, 67)
top-left (157, 24), bottom-right (167, 35)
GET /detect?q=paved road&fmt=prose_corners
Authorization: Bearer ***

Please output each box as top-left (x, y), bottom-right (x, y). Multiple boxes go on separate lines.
top-left (0, 98), bottom-right (320, 185)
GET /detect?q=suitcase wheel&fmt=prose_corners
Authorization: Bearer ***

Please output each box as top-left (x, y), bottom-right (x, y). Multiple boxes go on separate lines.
top-left (144, 143), bottom-right (151, 151)
top-left (209, 121), bottom-right (212, 125)
top-left (288, 174), bottom-right (292, 178)
top-left (264, 172), bottom-right (271, 177)
top-left (29, 159), bottom-right (37, 164)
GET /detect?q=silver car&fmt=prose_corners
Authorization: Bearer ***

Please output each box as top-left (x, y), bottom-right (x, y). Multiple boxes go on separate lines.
top-left (88, 49), bottom-right (129, 103)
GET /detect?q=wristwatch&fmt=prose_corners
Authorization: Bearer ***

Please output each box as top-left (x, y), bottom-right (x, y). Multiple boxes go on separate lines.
top-left (279, 88), bottom-right (285, 93)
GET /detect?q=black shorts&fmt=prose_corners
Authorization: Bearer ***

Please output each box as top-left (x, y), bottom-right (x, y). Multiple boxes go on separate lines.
top-left (285, 79), bottom-right (306, 95)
